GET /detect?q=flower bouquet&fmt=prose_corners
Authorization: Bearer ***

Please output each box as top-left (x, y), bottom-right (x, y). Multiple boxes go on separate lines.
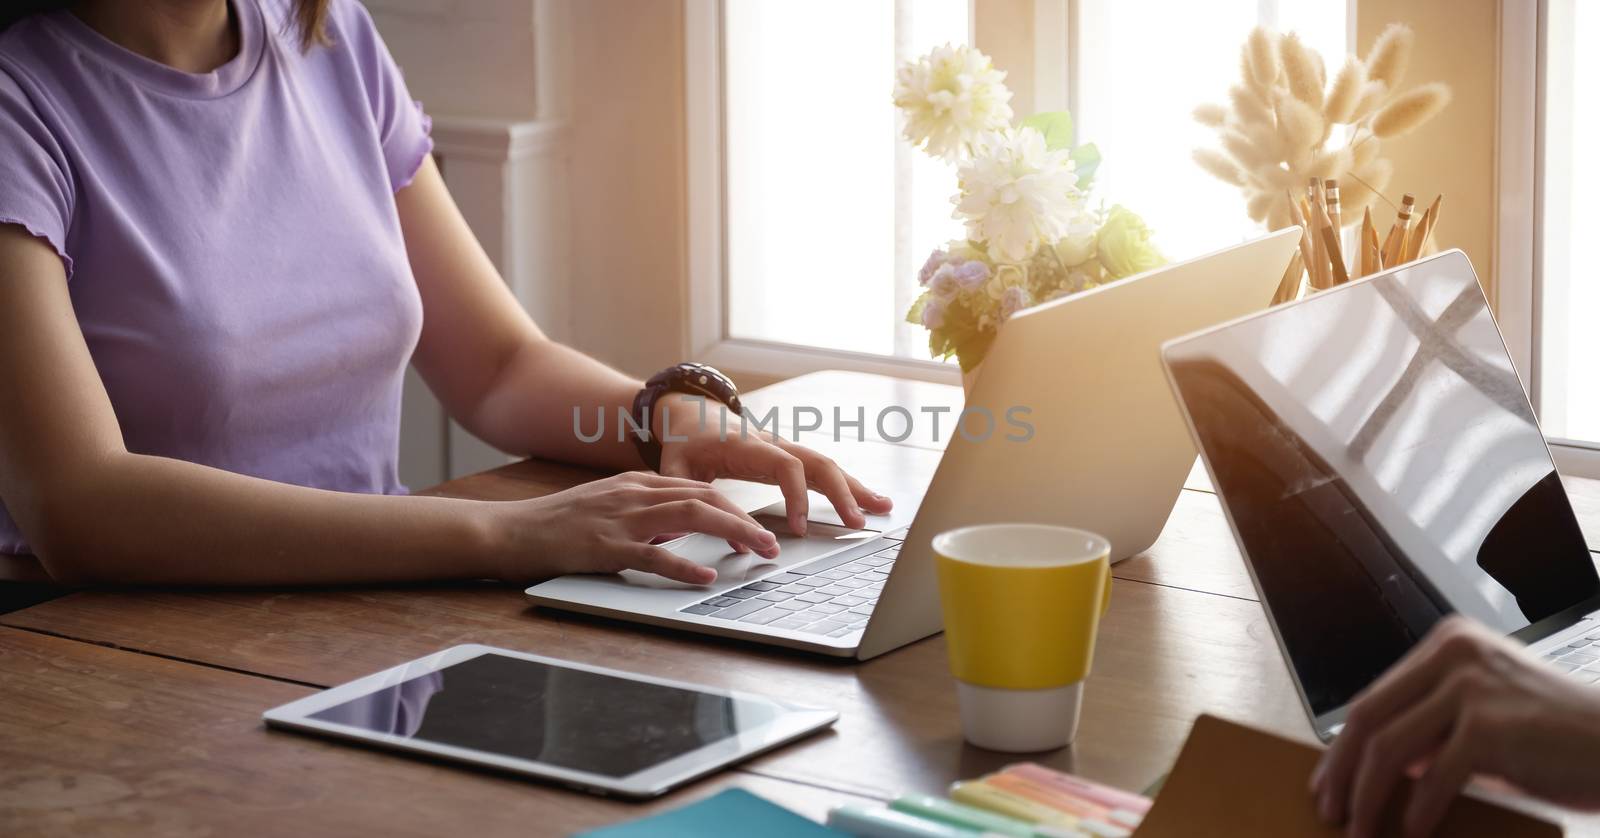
top-left (895, 45), bottom-right (1163, 379)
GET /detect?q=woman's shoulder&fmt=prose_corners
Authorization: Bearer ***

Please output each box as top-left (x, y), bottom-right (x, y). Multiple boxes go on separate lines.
top-left (0, 15), bottom-right (69, 98)
top-left (0, 13), bottom-right (50, 59)
top-left (0, 37), bottom-right (55, 132)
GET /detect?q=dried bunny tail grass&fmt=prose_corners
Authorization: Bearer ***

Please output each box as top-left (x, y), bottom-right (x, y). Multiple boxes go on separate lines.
top-left (1221, 130), bottom-right (1274, 169)
top-left (1240, 44), bottom-right (1270, 99)
top-left (1195, 148), bottom-right (1246, 186)
top-left (1350, 81), bottom-right (1390, 121)
top-left (1324, 57), bottom-right (1366, 124)
top-left (1309, 146), bottom-right (1353, 181)
top-left (1246, 189), bottom-right (1275, 223)
top-left (1244, 161), bottom-right (1296, 193)
top-left (1193, 103), bottom-right (1228, 127)
top-left (1350, 130), bottom-right (1381, 169)
top-left (1365, 23), bottom-right (1414, 90)
top-left (1266, 193), bottom-right (1294, 231)
top-left (1342, 158), bottom-right (1395, 218)
top-left (1275, 94), bottom-right (1324, 154)
top-left (1241, 121), bottom-right (1284, 163)
top-left (1279, 32), bottom-right (1325, 109)
top-left (1372, 83), bottom-right (1452, 138)
top-left (1230, 85), bottom-right (1274, 126)
top-left (1264, 163), bottom-right (1299, 191)
top-left (1247, 27), bottom-right (1280, 88)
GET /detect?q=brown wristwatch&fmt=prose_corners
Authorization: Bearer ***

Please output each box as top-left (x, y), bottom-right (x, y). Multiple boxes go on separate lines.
top-left (631, 363), bottom-right (743, 471)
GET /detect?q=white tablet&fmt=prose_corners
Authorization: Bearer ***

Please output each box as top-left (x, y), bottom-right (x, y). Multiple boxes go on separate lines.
top-left (262, 644), bottom-right (838, 798)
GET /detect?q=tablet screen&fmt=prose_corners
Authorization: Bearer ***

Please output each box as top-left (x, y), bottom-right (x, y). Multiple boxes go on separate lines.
top-left (307, 652), bottom-right (782, 777)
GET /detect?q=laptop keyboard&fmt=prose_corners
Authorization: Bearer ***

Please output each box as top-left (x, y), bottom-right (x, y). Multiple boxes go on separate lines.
top-left (1543, 630), bottom-right (1600, 684)
top-left (679, 529), bottom-right (907, 639)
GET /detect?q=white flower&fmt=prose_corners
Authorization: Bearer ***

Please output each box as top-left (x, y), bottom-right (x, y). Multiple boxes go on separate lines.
top-left (954, 127), bottom-right (1084, 264)
top-left (983, 262), bottom-right (1026, 300)
top-left (894, 44), bottom-right (1014, 161)
top-left (1053, 215), bottom-right (1100, 265)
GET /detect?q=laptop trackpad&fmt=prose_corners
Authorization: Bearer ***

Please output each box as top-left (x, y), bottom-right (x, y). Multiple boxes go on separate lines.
top-left (617, 516), bottom-right (878, 590)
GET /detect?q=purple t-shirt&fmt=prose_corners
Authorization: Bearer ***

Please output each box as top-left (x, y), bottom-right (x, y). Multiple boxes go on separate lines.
top-left (0, 0), bottom-right (433, 555)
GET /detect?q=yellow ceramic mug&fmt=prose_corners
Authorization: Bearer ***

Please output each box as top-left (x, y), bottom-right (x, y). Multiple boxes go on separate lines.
top-left (932, 523), bottom-right (1111, 752)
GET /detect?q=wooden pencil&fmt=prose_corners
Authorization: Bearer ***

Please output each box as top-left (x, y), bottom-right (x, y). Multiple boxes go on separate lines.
top-left (1361, 207), bottom-right (1381, 276)
top-left (1305, 178), bottom-right (1318, 289)
top-left (1380, 193), bottom-right (1416, 268)
top-left (1323, 179), bottom-right (1343, 232)
top-left (1405, 194), bottom-right (1442, 262)
top-left (1285, 193), bottom-right (1317, 285)
top-left (1321, 224), bottom-right (1351, 285)
top-left (1272, 251), bottom-right (1305, 306)
top-left (1323, 179), bottom-right (1344, 278)
top-left (1308, 195), bottom-right (1336, 289)
top-left (1402, 206), bottom-right (1430, 263)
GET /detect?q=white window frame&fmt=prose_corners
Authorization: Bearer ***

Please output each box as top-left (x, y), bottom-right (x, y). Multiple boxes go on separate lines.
top-left (687, 0), bottom-right (1027, 386)
top-left (1497, 0), bottom-right (1600, 478)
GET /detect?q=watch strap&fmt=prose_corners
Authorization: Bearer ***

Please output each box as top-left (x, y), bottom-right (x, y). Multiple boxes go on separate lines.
top-left (630, 363), bottom-right (742, 471)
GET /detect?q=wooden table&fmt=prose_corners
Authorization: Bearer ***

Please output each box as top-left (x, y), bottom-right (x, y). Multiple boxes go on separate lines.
top-left (4, 370), bottom-right (1598, 836)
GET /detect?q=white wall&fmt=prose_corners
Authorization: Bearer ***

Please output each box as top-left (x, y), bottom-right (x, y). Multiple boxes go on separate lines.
top-left (368, 0), bottom-right (578, 487)
top-left (564, 1), bottom-right (693, 377)
top-left (365, 0), bottom-right (542, 121)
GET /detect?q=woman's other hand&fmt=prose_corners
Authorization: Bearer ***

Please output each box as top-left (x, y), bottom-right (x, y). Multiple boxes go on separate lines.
top-left (1311, 615), bottom-right (1600, 837)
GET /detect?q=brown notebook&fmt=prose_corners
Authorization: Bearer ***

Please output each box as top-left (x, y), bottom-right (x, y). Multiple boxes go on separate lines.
top-left (1135, 714), bottom-right (1562, 837)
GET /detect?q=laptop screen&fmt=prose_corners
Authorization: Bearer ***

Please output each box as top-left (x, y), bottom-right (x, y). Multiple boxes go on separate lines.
top-left (1163, 252), bottom-right (1599, 718)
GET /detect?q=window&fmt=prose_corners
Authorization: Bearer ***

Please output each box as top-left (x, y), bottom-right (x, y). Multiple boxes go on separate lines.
top-left (1073, 2), bottom-right (1347, 260)
top-left (1537, 0), bottom-right (1600, 459)
top-left (693, 1), bottom-right (1352, 379)
top-left (724, 1), bottom-right (969, 360)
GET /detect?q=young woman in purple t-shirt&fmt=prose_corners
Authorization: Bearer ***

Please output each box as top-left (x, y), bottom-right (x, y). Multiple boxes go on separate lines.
top-left (0, 0), bottom-right (891, 588)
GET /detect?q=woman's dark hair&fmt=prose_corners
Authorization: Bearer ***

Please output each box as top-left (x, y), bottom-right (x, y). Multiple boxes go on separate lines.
top-left (1, 1), bottom-right (331, 50)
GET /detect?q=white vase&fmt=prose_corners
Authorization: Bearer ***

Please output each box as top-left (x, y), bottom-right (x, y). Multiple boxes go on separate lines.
top-left (961, 364), bottom-right (982, 402)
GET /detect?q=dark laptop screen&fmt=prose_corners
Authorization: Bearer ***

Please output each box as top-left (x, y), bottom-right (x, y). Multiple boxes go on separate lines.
top-left (1164, 252), bottom-right (1599, 717)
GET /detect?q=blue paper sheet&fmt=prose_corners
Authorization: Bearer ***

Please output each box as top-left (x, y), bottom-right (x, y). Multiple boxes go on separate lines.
top-left (575, 788), bottom-right (847, 838)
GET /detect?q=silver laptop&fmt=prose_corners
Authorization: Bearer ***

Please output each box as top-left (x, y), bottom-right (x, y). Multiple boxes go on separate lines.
top-left (526, 228), bottom-right (1302, 659)
top-left (1161, 249), bottom-right (1600, 741)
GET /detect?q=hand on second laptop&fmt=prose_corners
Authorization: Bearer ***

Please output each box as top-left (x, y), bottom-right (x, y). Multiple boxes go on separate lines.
top-left (1310, 616), bottom-right (1600, 837)
top-left (652, 393), bottom-right (893, 535)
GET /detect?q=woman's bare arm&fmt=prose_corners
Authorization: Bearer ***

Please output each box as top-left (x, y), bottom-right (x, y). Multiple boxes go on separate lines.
top-left (399, 158), bottom-right (894, 531)
top-left (0, 224), bottom-right (505, 584)
top-left (401, 156), bottom-right (645, 471)
top-left (0, 224), bottom-right (777, 586)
